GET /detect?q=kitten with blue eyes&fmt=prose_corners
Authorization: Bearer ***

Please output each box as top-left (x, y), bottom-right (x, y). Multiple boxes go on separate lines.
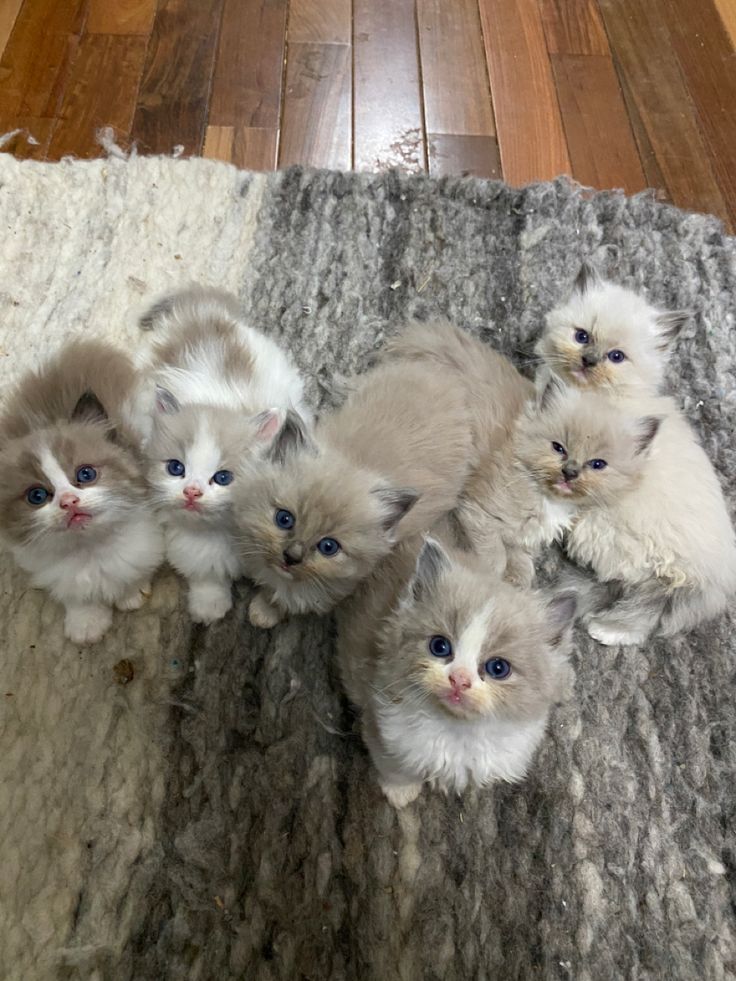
top-left (0, 340), bottom-right (164, 644)
top-left (140, 285), bottom-right (308, 623)
top-left (535, 262), bottom-right (688, 396)
top-left (337, 527), bottom-right (576, 807)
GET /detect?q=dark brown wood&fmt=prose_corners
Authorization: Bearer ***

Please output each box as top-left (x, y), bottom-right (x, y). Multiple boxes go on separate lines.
top-left (288, 0), bottom-right (350, 44)
top-left (428, 134), bottom-right (501, 179)
top-left (538, 0), bottom-right (608, 55)
top-left (552, 53), bottom-right (646, 194)
top-left (353, 0), bottom-right (424, 172)
top-left (86, 0), bottom-right (157, 35)
top-left (130, 0), bottom-right (225, 156)
top-left (614, 59), bottom-right (670, 201)
top-left (0, 118), bottom-right (54, 159)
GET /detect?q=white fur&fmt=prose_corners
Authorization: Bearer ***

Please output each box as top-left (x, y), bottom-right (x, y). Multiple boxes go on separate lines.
top-left (521, 495), bottom-right (577, 550)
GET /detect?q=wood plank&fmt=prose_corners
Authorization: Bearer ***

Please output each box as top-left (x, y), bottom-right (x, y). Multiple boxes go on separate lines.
top-left (48, 34), bottom-right (148, 159)
top-left (86, 0), bottom-right (157, 35)
top-left (662, 0), bottom-right (736, 226)
top-left (203, 124), bottom-right (234, 163)
top-left (130, 0), bottom-right (224, 156)
top-left (209, 0), bottom-right (287, 129)
top-left (428, 133), bottom-right (501, 179)
top-left (232, 126), bottom-right (278, 171)
top-left (597, 0), bottom-right (731, 226)
top-left (353, 0), bottom-right (424, 172)
top-left (0, 0), bottom-right (24, 57)
top-left (551, 54), bottom-right (645, 194)
top-left (614, 58), bottom-right (670, 201)
top-left (0, 117), bottom-right (54, 159)
top-left (538, 0), bottom-right (608, 55)
top-left (288, 0), bottom-right (350, 44)
top-left (478, 0), bottom-right (571, 183)
top-left (278, 42), bottom-right (351, 169)
top-left (417, 0), bottom-right (495, 137)
top-left (713, 0), bottom-right (736, 48)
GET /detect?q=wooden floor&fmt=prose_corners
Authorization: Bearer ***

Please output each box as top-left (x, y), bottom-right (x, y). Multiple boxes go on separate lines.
top-left (1, 0), bottom-right (735, 230)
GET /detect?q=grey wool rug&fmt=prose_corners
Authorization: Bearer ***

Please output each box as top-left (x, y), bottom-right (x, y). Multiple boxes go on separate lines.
top-left (0, 152), bottom-right (735, 981)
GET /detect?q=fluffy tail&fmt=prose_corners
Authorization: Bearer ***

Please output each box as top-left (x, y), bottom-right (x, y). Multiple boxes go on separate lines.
top-left (139, 285), bottom-right (242, 333)
top-left (551, 562), bottom-right (624, 620)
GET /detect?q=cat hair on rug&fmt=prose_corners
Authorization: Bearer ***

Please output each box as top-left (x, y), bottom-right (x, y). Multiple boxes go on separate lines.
top-left (0, 339), bottom-right (163, 644)
top-left (139, 285), bottom-right (308, 624)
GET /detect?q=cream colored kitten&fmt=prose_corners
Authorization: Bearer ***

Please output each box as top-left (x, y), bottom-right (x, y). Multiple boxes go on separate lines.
top-left (535, 263), bottom-right (688, 396)
top-left (337, 526), bottom-right (576, 808)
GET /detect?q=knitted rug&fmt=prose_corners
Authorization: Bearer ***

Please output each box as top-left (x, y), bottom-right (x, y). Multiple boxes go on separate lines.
top-left (0, 153), bottom-right (734, 981)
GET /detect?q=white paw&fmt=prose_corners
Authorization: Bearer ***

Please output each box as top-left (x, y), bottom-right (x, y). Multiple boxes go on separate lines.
top-left (65, 605), bottom-right (113, 645)
top-left (587, 618), bottom-right (648, 647)
top-left (248, 592), bottom-right (282, 629)
top-left (115, 582), bottom-right (152, 611)
top-left (188, 581), bottom-right (232, 624)
top-left (381, 782), bottom-right (423, 809)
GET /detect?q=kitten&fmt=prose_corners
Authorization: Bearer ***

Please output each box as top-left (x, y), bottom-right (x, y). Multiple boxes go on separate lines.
top-left (337, 528), bottom-right (576, 807)
top-left (0, 340), bottom-right (164, 644)
top-left (140, 286), bottom-right (308, 624)
top-left (535, 262), bottom-right (688, 396)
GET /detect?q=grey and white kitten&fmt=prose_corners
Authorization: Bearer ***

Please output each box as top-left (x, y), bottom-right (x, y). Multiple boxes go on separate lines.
top-left (0, 340), bottom-right (163, 644)
top-left (535, 262), bottom-right (688, 396)
top-left (140, 286), bottom-right (308, 624)
top-left (337, 526), bottom-right (576, 808)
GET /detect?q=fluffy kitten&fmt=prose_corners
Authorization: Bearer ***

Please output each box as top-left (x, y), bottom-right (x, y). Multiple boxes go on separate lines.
top-left (140, 285), bottom-right (308, 624)
top-left (0, 340), bottom-right (163, 644)
top-left (337, 527), bottom-right (576, 807)
top-left (535, 263), bottom-right (688, 396)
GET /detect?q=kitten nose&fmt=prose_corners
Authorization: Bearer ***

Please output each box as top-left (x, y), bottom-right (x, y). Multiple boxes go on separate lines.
top-left (59, 491), bottom-right (80, 510)
top-left (283, 544), bottom-right (304, 566)
top-left (449, 668), bottom-right (472, 691)
top-left (581, 353), bottom-right (598, 368)
top-left (183, 484), bottom-right (203, 500)
top-left (562, 462), bottom-right (580, 481)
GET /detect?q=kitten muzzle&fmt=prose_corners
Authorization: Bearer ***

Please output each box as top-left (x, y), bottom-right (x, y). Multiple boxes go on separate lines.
top-left (59, 492), bottom-right (92, 529)
top-left (282, 544), bottom-right (304, 566)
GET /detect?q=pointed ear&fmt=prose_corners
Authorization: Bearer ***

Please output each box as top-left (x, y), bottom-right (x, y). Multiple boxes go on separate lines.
top-left (71, 391), bottom-right (108, 425)
top-left (252, 407), bottom-right (286, 444)
top-left (372, 486), bottom-right (419, 534)
top-left (573, 261), bottom-right (602, 295)
top-left (265, 409), bottom-right (316, 463)
top-left (538, 374), bottom-right (567, 411)
top-left (635, 416), bottom-right (662, 455)
top-left (409, 537), bottom-right (451, 602)
top-left (155, 385), bottom-right (180, 414)
top-left (546, 592), bottom-right (577, 646)
top-left (654, 310), bottom-right (689, 349)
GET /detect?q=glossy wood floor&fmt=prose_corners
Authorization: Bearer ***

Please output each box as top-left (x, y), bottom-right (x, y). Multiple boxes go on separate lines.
top-left (1, 0), bottom-right (735, 230)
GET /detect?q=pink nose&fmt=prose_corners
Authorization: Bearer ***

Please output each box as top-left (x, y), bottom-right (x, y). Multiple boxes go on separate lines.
top-left (183, 485), bottom-right (203, 500)
top-left (449, 668), bottom-right (472, 691)
top-left (59, 491), bottom-right (80, 510)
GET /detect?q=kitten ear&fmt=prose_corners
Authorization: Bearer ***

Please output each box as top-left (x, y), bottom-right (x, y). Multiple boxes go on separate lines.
top-left (635, 416), bottom-right (662, 455)
top-left (372, 486), bottom-right (419, 534)
top-left (573, 261), bottom-right (602, 295)
top-left (654, 310), bottom-right (689, 349)
top-left (71, 390), bottom-right (108, 425)
top-left (155, 386), bottom-right (181, 414)
top-left (409, 537), bottom-right (451, 602)
top-left (546, 592), bottom-right (577, 646)
top-left (252, 407), bottom-right (286, 444)
top-left (265, 409), bottom-right (316, 463)
top-left (538, 374), bottom-right (567, 411)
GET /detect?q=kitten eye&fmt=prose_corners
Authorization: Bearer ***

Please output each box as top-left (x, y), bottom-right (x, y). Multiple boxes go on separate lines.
top-left (317, 537), bottom-right (341, 557)
top-left (574, 329), bottom-right (590, 345)
top-left (428, 635), bottom-right (453, 658)
top-left (76, 465), bottom-right (97, 484)
top-left (26, 486), bottom-right (50, 506)
top-left (587, 458), bottom-right (608, 470)
top-left (212, 470), bottom-right (233, 486)
top-left (274, 508), bottom-right (295, 530)
top-left (485, 657), bottom-right (511, 680)
top-left (607, 349), bottom-right (626, 363)
top-left (167, 459), bottom-right (185, 477)
top-left (551, 441), bottom-right (567, 455)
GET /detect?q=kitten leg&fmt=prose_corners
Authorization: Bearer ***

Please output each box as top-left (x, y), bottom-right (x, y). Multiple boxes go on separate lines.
top-left (248, 589), bottom-right (284, 629)
top-left (188, 578), bottom-right (233, 624)
top-left (587, 583), bottom-right (666, 646)
top-left (65, 603), bottom-right (113, 645)
top-left (363, 716), bottom-right (423, 809)
top-left (503, 544), bottom-right (536, 588)
top-left (116, 581), bottom-right (152, 611)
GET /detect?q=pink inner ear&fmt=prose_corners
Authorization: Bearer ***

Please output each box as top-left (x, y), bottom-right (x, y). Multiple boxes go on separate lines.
top-left (255, 408), bottom-right (284, 442)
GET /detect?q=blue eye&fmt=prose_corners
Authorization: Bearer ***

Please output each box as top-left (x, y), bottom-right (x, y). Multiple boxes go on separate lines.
top-left (274, 508), bottom-right (295, 530)
top-left (26, 486), bottom-right (50, 506)
top-left (551, 441), bottom-right (566, 455)
top-left (574, 329), bottom-right (589, 345)
top-left (588, 458), bottom-right (608, 470)
top-left (485, 658), bottom-right (511, 680)
top-left (167, 459), bottom-right (185, 477)
top-left (212, 470), bottom-right (233, 486)
top-left (429, 635), bottom-right (452, 658)
top-left (76, 465), bottom-right (97, 484)
top-left (317, 537), bottom-right (341, 557)
top-left (608, 349), bottom-right (626, 363)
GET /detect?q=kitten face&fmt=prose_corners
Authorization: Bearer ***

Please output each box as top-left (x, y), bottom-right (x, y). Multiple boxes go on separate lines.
top-left (537, 264), bottom-right (688, 395)
top-left (380, 540), bottom-right (574, 723)
top-left (0, 423), bottom-right (144, 549)
top-left (515, 383), bottom-right (660, 504)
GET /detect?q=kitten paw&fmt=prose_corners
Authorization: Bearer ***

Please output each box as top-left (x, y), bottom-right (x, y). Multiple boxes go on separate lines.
top-left (587, 619), bottom-right (648, 647)
top-left (248, 592), bottom-right (282, 629)
top-left (65, 605), bottom-right (113, 645)
top-left (116, 582), bottom-right (152, 611)
top-left (188, 581), bottom-right (232, 624)
top-left (381, 782), bottom-right (422, 809)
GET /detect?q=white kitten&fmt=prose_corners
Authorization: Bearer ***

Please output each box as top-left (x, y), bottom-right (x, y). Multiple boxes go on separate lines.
top-left (140, 286), bottom-right (308, 623)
